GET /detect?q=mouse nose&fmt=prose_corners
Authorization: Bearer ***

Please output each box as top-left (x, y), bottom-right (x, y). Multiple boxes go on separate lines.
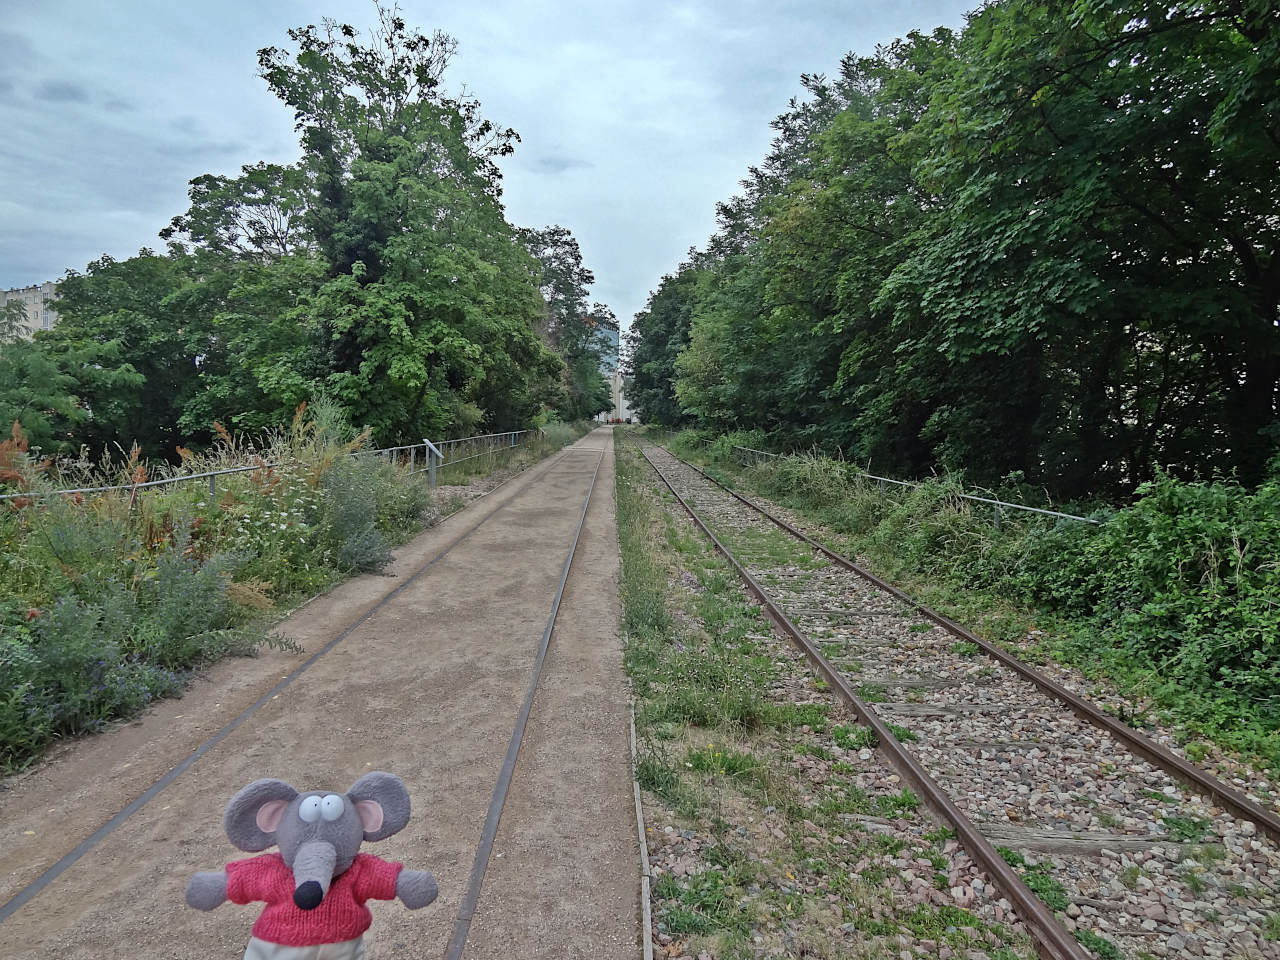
top-left (294, 880), bottom-right (323, 910)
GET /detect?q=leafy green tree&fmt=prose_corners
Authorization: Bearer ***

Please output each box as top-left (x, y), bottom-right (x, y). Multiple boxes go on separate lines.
top-left (0, 300), bottom-right (141, 455)
top-left (521, 225), bottom-right (617, 420)
top-left (46, 252), bottom-right (198, 458)
top-left (633, 1), bottom-right (1278, 496)
top-left (160, 162), bottom-right (312, 261)
top-left (626, 265), bottom-right (700, 426)
top-left (251, 8), bottom-right (561, 442)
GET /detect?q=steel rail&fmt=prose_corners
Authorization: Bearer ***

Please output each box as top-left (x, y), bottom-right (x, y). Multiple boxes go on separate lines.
top-left (0, 446), bottom-right (590, 927)
top-left (634, 441), bottom-right (1089, 960)
top-left (665, 447), bottom-right (1280, 846)
top-left (444, 446), bottom-right (607, 960)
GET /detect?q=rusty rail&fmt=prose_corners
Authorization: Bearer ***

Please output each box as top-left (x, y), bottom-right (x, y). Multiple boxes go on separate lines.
top-left (635, 442), bottom-right (1091, 960)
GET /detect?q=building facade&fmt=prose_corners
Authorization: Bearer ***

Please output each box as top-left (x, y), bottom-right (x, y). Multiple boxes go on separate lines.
top-left (595, 372), bottom-right (635, 423)
top-left (1, 281), bottom-right (60, 337)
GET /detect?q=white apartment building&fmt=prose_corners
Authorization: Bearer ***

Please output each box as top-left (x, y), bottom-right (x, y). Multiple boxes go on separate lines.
top-left (596, 372), bottom-right (635, 423)
top-left (1, 281), bottom-right (60, 337)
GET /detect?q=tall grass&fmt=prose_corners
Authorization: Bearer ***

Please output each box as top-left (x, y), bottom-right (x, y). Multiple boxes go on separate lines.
top-left (0, 403), bottom-right (431, 771)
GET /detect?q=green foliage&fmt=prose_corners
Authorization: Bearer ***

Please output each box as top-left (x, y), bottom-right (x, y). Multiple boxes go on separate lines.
top-left (997, 847), bottom-right (1068, 912)
top-left (1026, 475), bottom-right (1280, 724)
top-left (631, 1), bottom-right (1279, 496)
top-left (0, 402), bottom-right (437, 771)
top-left (1074, 929), bottom-right (1124, 960)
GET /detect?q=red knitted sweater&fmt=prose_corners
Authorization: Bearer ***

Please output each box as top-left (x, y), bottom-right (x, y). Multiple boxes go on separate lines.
top-left (226, 852), bottom-right (402, 946)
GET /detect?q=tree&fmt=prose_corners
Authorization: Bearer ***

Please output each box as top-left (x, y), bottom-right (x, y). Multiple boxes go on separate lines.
top-left (0, 300), bottom-right (141, 454)
top-left (521, 225), bottom-right (618, 420)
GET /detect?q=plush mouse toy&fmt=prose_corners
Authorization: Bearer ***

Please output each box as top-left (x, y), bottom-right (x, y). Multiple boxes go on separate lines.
top-left (186, 771), bottom-right (438, 960)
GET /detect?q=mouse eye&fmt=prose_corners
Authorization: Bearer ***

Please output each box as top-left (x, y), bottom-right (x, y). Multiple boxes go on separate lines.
top-left (320, 794), bottom-right (345, 821)
top-left (298, 795), bottom-right (322, 822)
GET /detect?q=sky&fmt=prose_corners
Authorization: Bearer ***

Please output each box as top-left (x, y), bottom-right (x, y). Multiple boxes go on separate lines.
top-left (0, 0), bottom-right (975, 330)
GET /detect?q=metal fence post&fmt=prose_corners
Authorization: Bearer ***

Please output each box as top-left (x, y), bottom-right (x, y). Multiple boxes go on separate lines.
top-left (423, 438), bottom-right (442, 490)
top-left (993, 504), bottom-right (1002, 529)
top-left (409, 446), bottom-right (416, 476)
top-left (209, 474), bottom-right (216, 498)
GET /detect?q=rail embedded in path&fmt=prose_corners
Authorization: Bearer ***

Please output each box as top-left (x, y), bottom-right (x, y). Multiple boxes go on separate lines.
top-left (662, 443), bottom-right (1280, 847)
top-left (444, 446), bottom-right (606, 960)
top-left (0, 430), bottom-right (536, 502)
top-left (632, 439), bottom-right (1090, 960)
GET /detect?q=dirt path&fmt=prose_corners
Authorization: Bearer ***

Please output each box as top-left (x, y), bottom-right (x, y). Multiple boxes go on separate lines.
top-left (0, 428), bottom-right (637, 960)
top-left (463, 431), bottom-right (635, 960)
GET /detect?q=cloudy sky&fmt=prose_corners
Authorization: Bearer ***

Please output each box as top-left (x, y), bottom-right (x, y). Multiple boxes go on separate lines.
top-left (0, 0), bottom-right (974, 328)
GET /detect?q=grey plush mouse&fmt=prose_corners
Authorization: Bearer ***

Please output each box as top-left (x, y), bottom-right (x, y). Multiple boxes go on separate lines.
top-left (186, 771), bottom-right (437, 960)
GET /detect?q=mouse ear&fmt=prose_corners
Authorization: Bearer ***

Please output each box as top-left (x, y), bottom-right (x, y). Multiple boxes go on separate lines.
top-left (346, 772), bottom-right (410, 841)
top-left (224, 779), bottom-right (298, 851)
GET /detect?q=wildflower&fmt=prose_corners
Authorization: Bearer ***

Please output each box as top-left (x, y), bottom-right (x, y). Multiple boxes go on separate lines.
top-left (25, 608), bottom-right (40, 621)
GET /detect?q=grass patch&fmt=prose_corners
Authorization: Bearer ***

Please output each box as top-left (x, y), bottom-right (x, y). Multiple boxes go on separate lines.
top-left (832, 723), bottom-right (877, 751)
top-left (997, 847), bottom-right (1069, 912)
top-left (1074, 929), bottom-right (1124, 959)
top-left (1162, 814), bottom-right (1210, 842)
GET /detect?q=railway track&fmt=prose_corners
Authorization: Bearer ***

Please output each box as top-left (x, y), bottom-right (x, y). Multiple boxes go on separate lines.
top-left (0, 438), bottom-right (610, 959)
top-left (635, 437), bottom-right (1280, 960)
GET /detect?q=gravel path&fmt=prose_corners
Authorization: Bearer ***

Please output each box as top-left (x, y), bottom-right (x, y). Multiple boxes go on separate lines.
top-left (643, 443), bottom-right (1280, 960)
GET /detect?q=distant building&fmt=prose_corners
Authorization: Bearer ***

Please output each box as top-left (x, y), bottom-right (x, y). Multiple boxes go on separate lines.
top-left (596, 325), bottom-right (620, 374)
top-left (596, 372), bottom-right (635, 423)
top-left (1, 281), bottom-right (59, 337)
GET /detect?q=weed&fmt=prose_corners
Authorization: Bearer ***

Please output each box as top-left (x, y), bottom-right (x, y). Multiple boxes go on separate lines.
top-left (887, 722), bottom-right (918, 742)
top-left (857, 682), bottom-right (887, 703)
top-left (832, 724), bottom-right (877, 750)
top-left (951, 641), bottom-right (981, 657)
top-left (1074, 929), bottom-right (1123, 959)
top-left (687, 745), bottom-right (759, 780)
top-left (1181, 869), bottom-right (1207, 894)
top-left (1265, 913), bottom-right (1280, 941)
top-left (761, 702), bottom-right (831, 731)
top-left (997, 847), bottom-right (1068, 911)
top-left (874, 789), bottom-right (920, 817)
top-left (1163, 814), bottom-right (1209, 842)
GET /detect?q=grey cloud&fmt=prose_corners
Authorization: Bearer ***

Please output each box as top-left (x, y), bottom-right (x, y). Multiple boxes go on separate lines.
top-left (0, 29), bottom-right (37, 67)
top-left (36, 79), bottom-right (91, 103)
top-left (534, 155), bottom-right (591, 174)
top-left (102, 96), bottom-right (135, 112)
top-left (0, 78), bottom-right (14, 98)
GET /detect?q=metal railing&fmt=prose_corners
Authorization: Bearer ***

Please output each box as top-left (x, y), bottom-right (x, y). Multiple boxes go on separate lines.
top-left (0, 431), bottom-right (536, 503)
top-left (687, 437), bottom-right (1099, 526)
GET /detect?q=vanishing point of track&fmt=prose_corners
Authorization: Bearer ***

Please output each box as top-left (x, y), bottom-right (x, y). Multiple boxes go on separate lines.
top-left (636, 436), bottom-right (1280, 960)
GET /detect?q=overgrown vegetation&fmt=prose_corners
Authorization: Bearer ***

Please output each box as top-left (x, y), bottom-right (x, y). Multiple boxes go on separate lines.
top-left (626, 0), bottom-right (1278, 499)
top-left (668, 431), bottom-right (1280, 768)
top-left (0, 403), bottom-right (587, 771)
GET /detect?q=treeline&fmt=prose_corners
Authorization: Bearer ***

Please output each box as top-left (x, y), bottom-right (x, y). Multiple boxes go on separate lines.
top-left (0, 9), bottom-right (614, 462)
top-left (628, 0), bottom-right (1279, 499)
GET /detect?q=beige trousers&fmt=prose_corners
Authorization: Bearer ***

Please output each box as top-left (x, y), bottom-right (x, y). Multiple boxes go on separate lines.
top-left (243, 936), bottom-right (366, 960)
